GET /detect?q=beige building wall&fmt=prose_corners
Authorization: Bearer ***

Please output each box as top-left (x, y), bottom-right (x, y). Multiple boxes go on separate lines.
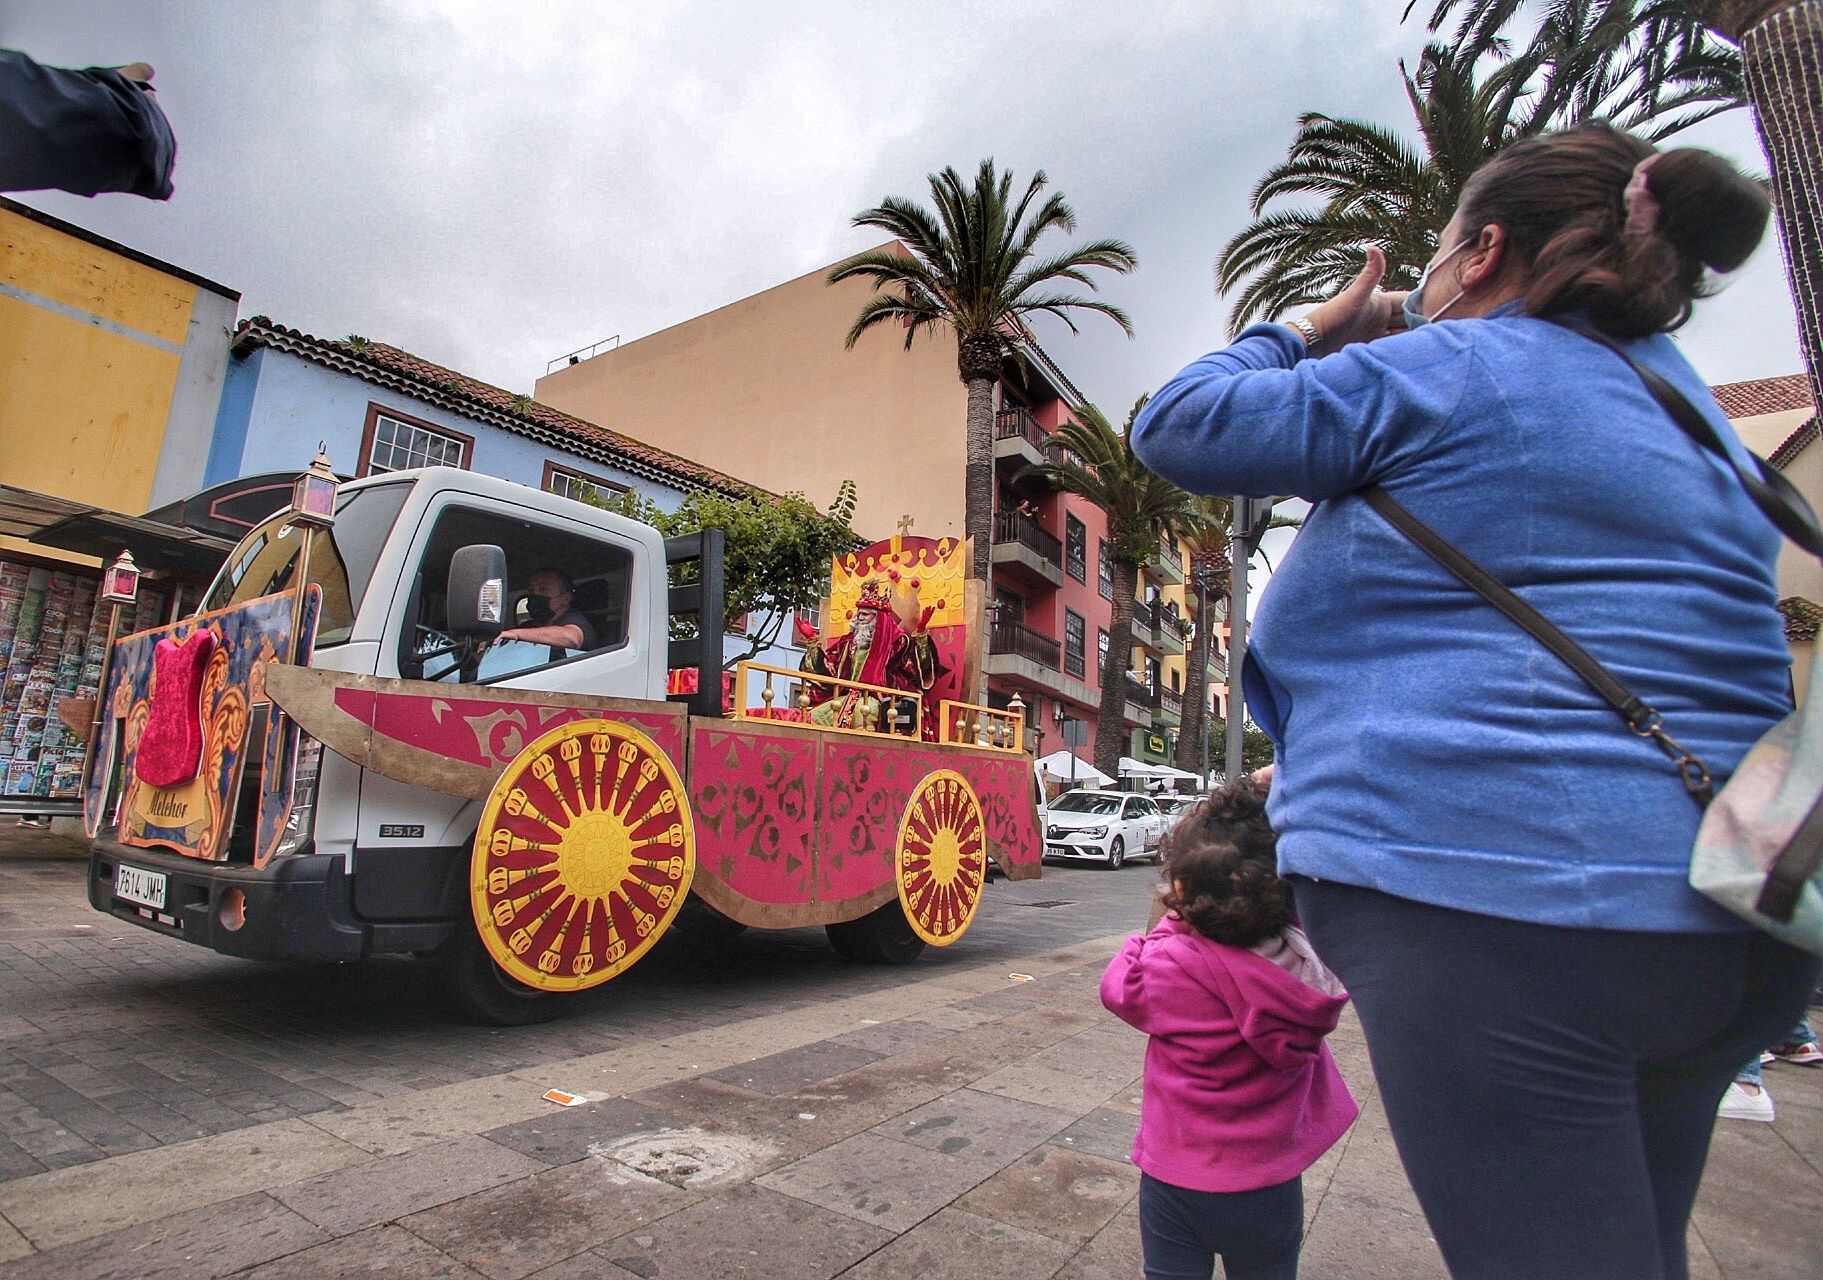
top-left (535, 250), bottom-right (968, 544)
top-left (1732, 407), bottom-right (1822, 608)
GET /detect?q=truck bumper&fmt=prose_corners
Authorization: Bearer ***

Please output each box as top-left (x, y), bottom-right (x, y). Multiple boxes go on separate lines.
top-left (89, 840), bottom-right (377, 963)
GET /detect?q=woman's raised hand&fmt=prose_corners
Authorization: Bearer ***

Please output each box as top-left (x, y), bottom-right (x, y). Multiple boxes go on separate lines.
top-left (1306, 248), bottom-right (1406, 351)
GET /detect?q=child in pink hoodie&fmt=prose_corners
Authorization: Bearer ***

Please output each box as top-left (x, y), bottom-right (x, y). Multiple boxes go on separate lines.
top-left (1101, 801), bottom-right (1357, 1280)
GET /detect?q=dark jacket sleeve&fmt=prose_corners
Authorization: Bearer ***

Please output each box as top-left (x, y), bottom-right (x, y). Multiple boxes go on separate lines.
top-left (0, 49), bottom-right (176, 198)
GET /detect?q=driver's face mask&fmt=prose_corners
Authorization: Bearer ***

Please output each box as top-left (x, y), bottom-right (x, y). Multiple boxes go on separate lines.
top-left (1403, 238), bottom-right (1472, 329)
top-left (524, 593), bottom-right (556, 624)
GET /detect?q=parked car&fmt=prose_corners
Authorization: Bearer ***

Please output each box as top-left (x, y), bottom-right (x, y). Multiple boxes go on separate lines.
top-left (1043, 790), bottom-right (1168, 869)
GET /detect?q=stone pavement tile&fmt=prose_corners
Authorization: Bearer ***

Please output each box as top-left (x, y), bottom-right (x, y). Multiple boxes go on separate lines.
top-left (1052, 1197), bottom-right (1143, 1280)
top-left (298, 1073), bottom-right (553, 1158)
top-left (4, 1192), bottom-right (326, 1280)
top-left (968, 1060), bottom-right (1125, 1116)
top-left (955, 1145), bottom-right (1139, 1245)
top-left (481, 1097), bottom-right (689, 1168)
top-left (1686, 1224), bottom-right (1724, 1280)
top-left (1098, 1079), bottom-right (1144, 1116)
top-left (402, 1157), bottom-right (697, 1280)
top-left (270, 1133), bottom-right (547, 1234)
top-left (895, 1003), bottom-right (1001, 1033)
top-left (826, 1016), bottom-right (955, 1057)
top-left (0, 1213), bottom-right (31, 1264)
top-left (872, 1086), bottom-right (1074, 1164)
top-left (591, 1183), bottom-right (891, 1280)
top-left (703, 1040), bottom-right (883, 1096)
top-left (754, 1130), bottom-right (998, 1233)
top-left (836, 1206), bottom-right (1074, 1280)
top-left (523, 1254), bottom-right (645, 1280)
top-left (1691, 1121), bottom-right (1823, 1280)
top-left (1047, 1107), bottom-right (1139, 1166)
top-left (0, 1117), bottom-right (367, 1250)
top-left (233, 1223), bottom-right (486, 1279)
top-left (1299, 1187), bottom-right (1447, 1280)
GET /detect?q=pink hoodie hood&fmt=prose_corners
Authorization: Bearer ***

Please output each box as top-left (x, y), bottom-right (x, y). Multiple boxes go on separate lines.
top-left (1101, 916), bottom-right (1359, 1193)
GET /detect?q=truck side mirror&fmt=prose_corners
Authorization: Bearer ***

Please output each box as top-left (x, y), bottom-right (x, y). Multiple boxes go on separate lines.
top-left (447, 545), bottom-right (507, 637)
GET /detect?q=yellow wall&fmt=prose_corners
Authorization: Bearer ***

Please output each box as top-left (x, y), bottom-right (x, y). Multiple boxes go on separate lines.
top-left (535, 249), bottom-right (968, 543)
top-left (0, 206), bottom-right (206, 564)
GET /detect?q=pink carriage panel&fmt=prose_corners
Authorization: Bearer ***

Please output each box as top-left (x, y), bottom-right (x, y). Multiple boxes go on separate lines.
top-left (948, 752), bottom-right (1042, 874)
top-left (687, 722), bottom-right (821, 906)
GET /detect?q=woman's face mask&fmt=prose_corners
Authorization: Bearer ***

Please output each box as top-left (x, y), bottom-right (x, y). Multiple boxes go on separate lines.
top-left (1402, 238), bottom-right (1472, 329)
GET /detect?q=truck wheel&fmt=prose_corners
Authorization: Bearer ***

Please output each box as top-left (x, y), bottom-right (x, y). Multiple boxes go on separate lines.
top-left (670, 899), bottom-right (749, 952)
top-left (438, 926), bottom-right (569, 1025)
top-left (826, 900), bottom-right (927, 965)
top-left (1107, 837), bottom-right (1126, 870)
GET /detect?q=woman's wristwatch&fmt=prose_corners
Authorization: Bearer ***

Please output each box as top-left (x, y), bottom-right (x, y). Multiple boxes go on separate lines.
top-left (1286, 316), bottom-right (1321, 353)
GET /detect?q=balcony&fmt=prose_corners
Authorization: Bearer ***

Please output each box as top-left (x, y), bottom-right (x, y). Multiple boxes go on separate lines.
top-left (990, 509), bottom-right (1064, 588)
top-left (1130, 598), bottom-right (1155, 631)
top-left (1124, 677), bottom-right (1152, 727)
top-left (993, 405), bottom-right (1049, 471)
top-left (1152, 685), bottom-right (1183, 728)
top-left (1152, 609), bottom-right (1187, 656)
top-left (1151, 538), bottom-right (1184, 586)
top-left (989, 618), bottom-right (1061, 668)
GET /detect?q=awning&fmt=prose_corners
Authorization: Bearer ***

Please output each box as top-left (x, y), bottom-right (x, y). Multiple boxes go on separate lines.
top-left (0, 483), bottom-right (236, 579)
top-left (1036, 750), bottom-right (1113, 787)
top-left (1118, 756), bottom-right (1174, 779)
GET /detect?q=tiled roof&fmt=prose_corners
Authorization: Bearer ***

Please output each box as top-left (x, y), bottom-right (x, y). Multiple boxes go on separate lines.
top-left (1711, 373), bottom-right (1813, 420)
top-left (232, 318), bottom-right (764, 498)
top-left (1769, 417), bottom-right (1819, 470)
top-left (1779, 596), bottom-right (1823, 643)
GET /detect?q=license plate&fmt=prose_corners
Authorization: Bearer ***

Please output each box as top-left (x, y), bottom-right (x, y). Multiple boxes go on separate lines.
top-left (115, 865), bottom-right (167, 910)
top-left (1046, 844), bottom-right (1071, 857)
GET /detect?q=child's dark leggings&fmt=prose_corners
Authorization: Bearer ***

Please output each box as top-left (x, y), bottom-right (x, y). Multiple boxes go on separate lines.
top-left (1294, 878), bottom-right (1820, 1280)
top-left (1138, 1172), bottom-right (1302, 1280)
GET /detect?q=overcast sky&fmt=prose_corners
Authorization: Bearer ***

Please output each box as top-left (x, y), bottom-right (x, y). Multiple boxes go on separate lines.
top-left (7, 1), bottom-right (1805, 445)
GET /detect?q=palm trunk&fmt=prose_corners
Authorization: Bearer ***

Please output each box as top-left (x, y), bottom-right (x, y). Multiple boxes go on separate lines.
top-left (1704, 1), bottom-right (1823, 409)
top-left (1176, 565), bottom-right (1214, 778)
top-left (1096, 562), bottom-right (1137, 779)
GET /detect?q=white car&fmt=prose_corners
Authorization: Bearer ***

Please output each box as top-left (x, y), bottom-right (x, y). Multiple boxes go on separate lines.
top-left (1043, 790), bottom-right (1168, 869)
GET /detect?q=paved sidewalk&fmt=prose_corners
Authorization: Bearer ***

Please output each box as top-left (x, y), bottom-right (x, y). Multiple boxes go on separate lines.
top-left (0, 850), bottom-right (1817, 1277)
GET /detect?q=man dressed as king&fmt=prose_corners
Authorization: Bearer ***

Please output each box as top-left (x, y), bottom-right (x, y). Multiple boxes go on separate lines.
top-left (802, 578), bottom-right (943, 736)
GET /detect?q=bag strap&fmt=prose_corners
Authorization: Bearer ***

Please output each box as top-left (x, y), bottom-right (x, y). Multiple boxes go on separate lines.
top-left (1559, 323), bottom-right (1823, 563)
top-left (1360, 487), bottom-right (1715, 803)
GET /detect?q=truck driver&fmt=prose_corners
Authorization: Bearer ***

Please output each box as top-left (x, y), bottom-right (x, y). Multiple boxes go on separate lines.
top-left (495, 567), bottom-right (599, 661)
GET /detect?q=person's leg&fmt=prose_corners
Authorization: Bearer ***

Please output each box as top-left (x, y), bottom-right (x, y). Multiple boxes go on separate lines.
top-left (1206, 1176), bottom-right (1304, 1280)
top-left (1638, 937), bottom-right (1820, 1258)
top-left (1138, 1174), bottom-right (1218, 1280)
top-left (1292, 880), bottom-right (1765, 1280)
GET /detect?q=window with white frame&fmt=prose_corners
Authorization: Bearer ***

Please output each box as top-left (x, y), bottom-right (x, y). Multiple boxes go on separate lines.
top-left (543, 461), bottom-right (628, 505)
top-left (366, 411), bottom-right (467, 474)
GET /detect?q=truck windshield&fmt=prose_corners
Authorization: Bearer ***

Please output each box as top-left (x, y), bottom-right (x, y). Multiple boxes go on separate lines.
top-left (202, 483), bottom-right (410, 645)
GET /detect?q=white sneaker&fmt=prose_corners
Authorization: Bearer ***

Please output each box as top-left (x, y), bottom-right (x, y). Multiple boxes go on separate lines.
top-left (1717, 1082), bottom-right (1775, 1122)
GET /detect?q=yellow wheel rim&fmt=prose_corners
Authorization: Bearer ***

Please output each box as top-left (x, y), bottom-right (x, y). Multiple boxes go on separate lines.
top-left (896, 769), bottom-right (987, 946)
top-left (470, 719), bottom-right (694, 992)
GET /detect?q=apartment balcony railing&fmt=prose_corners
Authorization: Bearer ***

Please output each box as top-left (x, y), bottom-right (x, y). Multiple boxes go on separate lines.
top-left (992, 510), bottom-right (1062, 566)
top-left (1154, 687), bottom-right (1183, 718)
top-left (994, 405), bottom-right (1047, 452)
top-left (1158, 539), bottom-right (1183, 572)
top-left (1130, 598), bottom-right (1155, 630)
top-left (1125, 677), bottom-right (1151, 706)
top-left (988, 618), bottom-right (1061, 669)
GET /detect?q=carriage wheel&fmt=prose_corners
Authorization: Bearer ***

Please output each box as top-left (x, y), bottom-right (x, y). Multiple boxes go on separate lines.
top-left (468, 719), bottom-right (694, 997)
top-left (894, 769), bottom-right (987, 947)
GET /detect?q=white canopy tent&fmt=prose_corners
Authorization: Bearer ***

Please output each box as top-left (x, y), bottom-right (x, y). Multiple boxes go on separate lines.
top-left (1035, 750), bottom-right (1113, 788)
top-left (1117, 756), bottom-right (1173, 779)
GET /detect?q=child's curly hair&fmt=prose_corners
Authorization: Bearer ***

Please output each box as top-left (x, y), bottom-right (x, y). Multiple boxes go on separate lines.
top-left (1160, 838), bottom-right (1294, 949)
top-left (1157, 776), bottom-right (1290, 948)
top-left (1167, 775), bottom-right (1277, 864)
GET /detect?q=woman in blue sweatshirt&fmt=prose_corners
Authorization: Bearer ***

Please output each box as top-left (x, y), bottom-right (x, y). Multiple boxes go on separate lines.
top-left (1131, 122), bottom-right (1821, 1280)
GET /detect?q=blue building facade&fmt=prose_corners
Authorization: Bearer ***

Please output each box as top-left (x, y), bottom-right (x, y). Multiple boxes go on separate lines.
top-left (207, 318), bottom-right (800, 672)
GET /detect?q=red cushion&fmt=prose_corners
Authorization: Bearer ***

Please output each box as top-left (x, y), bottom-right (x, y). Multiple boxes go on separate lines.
top-left (135, 631), bottom-right (218, 789)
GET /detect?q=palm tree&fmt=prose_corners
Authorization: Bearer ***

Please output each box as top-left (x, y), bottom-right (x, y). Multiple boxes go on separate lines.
top-left (1693, 1), bottom-right (1823, 413)
top-left (1223, 6), bottom-right (1744, 332)
top-left (1173, 498), bottom-right (1232, 779)
top-left (1020, 400), bottom-right (1200, 779)
top-left (830, 161), bottom-right (1138, 601)
top-left (1420, 0), bottom-right (1823, 442)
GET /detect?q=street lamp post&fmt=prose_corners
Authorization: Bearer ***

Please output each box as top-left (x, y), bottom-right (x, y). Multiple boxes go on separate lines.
top-left (1193, 564), bottom-right (1215, 789)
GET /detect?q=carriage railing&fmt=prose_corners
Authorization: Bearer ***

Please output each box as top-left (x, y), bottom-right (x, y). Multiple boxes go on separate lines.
top-left (937, 700), bottom-right (1026, 754)
top-left (731, 661), bottom-right (922, 741)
